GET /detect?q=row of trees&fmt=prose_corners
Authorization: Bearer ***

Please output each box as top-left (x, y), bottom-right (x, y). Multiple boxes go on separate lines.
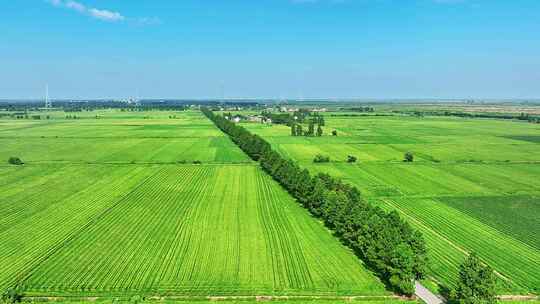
top-left (341, 106), bottom-right (375, 112)
top-left (202, 107), bottom-right (428, 295)
top-left (290, 114), bottom-right (325, 137)
top-left (262, 112), bottom-right (293, 125)
top-left (262, 109), bottom-right (325, 127)
top-left (9, 114), bottom-right (50, 120)
top-left (401, 110), bottom-right (540, 124)
top-left (290, 123), bottom-right (323, 137)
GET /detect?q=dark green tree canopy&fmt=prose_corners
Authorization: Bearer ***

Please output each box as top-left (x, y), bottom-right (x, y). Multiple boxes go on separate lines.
top-left (8, 157), bottom-right (24, 165)
top-left (404, 152), bottom-right (414, 162)
top-left (316, 125), bottom-right (323, 137)
top-left (454, 253), bottom-right (497, 304)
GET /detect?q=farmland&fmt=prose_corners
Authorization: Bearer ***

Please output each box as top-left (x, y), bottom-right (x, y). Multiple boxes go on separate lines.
top-left (0, 111), bottom-right (249, 164)
top-left (241, 112), bottom-right (540, 294)
top-left (0, 110), bottom-right (388, 299)
top-left (2, 105), bottom-right (539, 302)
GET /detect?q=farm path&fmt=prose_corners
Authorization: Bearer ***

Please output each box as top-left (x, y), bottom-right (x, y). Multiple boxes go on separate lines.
top-left (415, 281), bottom-right (444, 304)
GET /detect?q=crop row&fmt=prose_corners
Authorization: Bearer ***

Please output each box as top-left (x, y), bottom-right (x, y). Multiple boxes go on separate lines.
top-left (0, 165), bottom-right (157, 290)
top-left (14, 165), bottom-right (385, 296)
top-left (22, 166), bottom-right (209, 292)
top-left (439, 195), bottom-right (540, 250)
top-left (253, 169), bottom-right (385, 295)
top-left (382, 197), bottom-right (539, 293)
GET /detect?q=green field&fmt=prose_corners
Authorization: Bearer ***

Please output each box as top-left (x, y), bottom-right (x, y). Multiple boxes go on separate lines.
top-left (0, 111), bottom-right (248, 164)
top-left (242, 114), bottom-right (540, 294)
top-left (2, 108), bottom-right (539, 300)
top-left (0, 110), bottom-right (386, 298)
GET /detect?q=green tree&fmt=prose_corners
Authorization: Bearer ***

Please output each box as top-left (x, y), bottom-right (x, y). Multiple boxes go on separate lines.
top-left (308, 121), bottom-right (315, 136)
top-left (291, 124), bottom-right (296, 136)
top-left (454, 253), bottom-right (497, 304)
top-left (297, 125), bottom-right (303, 136)
top-left (332, 130), bottom-right (338, 136)
top-left (316, 125), bottom-right (323, 136)
top-left (313, 154), bottom-right (330, 163)
top-left (8, 157), bottom-right (23, 165)
top-left (409, 230), bottom-right (428, 278)
top-left (388, 244), bottom-right (415, 295)
top-left (404, 152), bottom-right (414, 162)
top-left (129, 295), bottom-right (142, 304)
top-left (347, 155), bottom-right (357, 163)
top-left (1, 288), bottom-right (22, 304)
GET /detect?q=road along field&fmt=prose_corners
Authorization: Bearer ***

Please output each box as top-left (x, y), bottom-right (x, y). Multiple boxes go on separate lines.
top-left (241, 113), bottom-right (540, 295)
top-left (0, 110), bottom-right (389, 298)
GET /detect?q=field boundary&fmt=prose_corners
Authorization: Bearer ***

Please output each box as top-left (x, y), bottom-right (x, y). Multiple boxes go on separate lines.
top-left (0, 162), bottom-right (257, 168)
top-left (21, 295), bottom-right (406, 302)
top-left (19, 294), bottom-right (540, 303)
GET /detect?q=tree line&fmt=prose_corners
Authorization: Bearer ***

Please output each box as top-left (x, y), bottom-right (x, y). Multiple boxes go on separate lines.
top-left (291, 115), bottom-right (325, 137)
top-left (340, 106), bottom-right (375, 112)
top-left (202, 107), bottom-right (428, 295)
top-left (398, 110), bottom-right (540, 124)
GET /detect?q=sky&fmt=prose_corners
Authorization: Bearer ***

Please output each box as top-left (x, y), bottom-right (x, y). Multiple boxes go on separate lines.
top-left (1, 0), bottom-right (539, 100)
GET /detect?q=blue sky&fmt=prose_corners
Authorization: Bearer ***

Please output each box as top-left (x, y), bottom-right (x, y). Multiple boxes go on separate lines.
top-left (1, 0), bottom-right (539, 99)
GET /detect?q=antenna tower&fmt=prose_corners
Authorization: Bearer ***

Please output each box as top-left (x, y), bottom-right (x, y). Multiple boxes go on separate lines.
top-left (45, 85), bottom-right (52, 108)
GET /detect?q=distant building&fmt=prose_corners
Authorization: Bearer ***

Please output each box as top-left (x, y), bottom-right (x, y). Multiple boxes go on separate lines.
top-left (248, 115), bottom-right (264, 123)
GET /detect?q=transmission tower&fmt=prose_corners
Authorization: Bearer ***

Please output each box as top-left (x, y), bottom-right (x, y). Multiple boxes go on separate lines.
top-left (45, 84), bottom-right (52, 109)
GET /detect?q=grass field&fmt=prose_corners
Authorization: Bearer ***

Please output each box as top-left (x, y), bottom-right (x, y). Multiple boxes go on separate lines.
top-left (0, 111), bottom-right (248, 164)
top-left (241, 114), bottom-right (540, 295)
top-left (0, 110), bottom-right (387, 298)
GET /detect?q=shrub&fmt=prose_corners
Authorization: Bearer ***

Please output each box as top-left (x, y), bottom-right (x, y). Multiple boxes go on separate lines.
top-left (1, 288), bottom-right (23, 304)
top-left (129, 295), bottom-right (142, 304)
top-left (8, 157), bottom-right (24, 165)
top-left (313, 154), bottom-right (330, 163)
top-left (347, 155), bottom-right (357, 163)
top-left (192, 160), bottom-right (202, 164)
top-left (332, 130), bottom-right (338, 136)
top-left (404, 152), bottom-right (414, 162)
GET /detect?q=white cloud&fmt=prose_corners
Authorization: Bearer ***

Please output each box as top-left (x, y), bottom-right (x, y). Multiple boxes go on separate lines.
top-left (88, 8), bottom-right (125, 22)
top-left (46, 0), bottom-right (125, 22)
top-left (65, 0), bottom-right (86, 13)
